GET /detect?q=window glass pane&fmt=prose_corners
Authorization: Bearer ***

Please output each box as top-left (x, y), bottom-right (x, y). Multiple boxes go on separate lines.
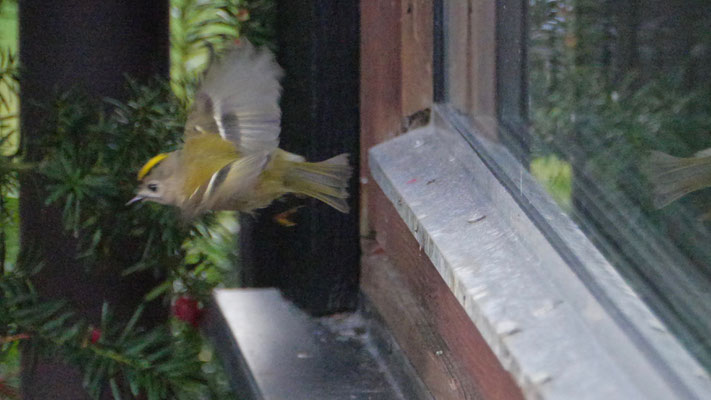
top-left (443, 0), bottom-right (711, 371)
top-left (528, 0), bottom-right (711, 369)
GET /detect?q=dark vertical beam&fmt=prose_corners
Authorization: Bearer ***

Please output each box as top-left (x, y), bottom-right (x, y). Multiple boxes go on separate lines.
top-left (20, 1), bottom-right (169, 109)
top-left (19, 1), bottom-right (169, 399)
top-left (242, 0), bottom-right (360, 315)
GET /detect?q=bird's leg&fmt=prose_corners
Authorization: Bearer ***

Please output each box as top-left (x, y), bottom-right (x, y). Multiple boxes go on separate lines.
top-left (273, 205), bottom-right (304, 227)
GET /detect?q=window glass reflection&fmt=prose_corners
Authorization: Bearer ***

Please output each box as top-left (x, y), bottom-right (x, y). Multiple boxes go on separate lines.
top-left (528, 0), bottom-right (711, 369)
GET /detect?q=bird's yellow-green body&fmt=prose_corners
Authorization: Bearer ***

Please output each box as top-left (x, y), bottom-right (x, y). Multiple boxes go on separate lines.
top-left (180, 133), bottom-right (304, 211)
top-left (182, 134), bottom-right (239, 193)
top-left (129, 40), bottom-right (351, 218)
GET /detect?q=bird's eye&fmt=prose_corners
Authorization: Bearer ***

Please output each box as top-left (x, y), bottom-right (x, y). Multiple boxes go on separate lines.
top-left (147, 183), bottom-right (159, 192)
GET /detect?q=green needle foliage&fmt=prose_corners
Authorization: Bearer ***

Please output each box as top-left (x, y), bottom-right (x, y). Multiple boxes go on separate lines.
top-left (0, 47), bottom-right (19, 275)
top-left (0, 76), bottom-right (236, 399)
top-left (1, 273), bottom-right (207, 400)
top-left (171, 0), bottom-right (275, 104)
top-left (0, 1), bottom-right (268, 398)
top-left (36, 82), bottom-right (190, 272)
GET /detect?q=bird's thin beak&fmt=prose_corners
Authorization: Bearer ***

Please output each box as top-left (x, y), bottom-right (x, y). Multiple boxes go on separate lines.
top-left (126, 195), bottom-right (144, 206)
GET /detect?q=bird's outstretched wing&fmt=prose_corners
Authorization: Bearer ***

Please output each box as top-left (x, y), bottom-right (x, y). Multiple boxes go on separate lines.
top-left (184, 40), bottom-right (283, 155)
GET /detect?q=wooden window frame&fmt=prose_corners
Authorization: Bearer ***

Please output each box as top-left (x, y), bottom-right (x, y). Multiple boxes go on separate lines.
top-left (361, 1), bottom-right (711, 399)
top-left (361, 2), bottom-right (524, 399)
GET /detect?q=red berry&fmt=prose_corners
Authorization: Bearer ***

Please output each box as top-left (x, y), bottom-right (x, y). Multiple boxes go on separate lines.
top-left (173, 296), bottom-right (202, 327)
top-left (237, 9), bottom-right (249, 21)
top-left (90, 328), bottom-right (101, 344)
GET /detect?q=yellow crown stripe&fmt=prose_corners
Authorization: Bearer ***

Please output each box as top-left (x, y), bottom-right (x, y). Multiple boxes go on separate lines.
top-left (138, 153), bottom-right (169, 180)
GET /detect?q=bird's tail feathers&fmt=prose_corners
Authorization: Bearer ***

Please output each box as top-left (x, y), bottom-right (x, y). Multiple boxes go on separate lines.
top-left (643, 150), bottom-right (711, 208)
top-left (285, 153), bottom-right (352, 213)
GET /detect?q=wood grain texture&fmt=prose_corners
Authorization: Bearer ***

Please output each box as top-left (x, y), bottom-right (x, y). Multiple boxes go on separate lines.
top-left (469, 0), bottom-right (498, 140)
top-left (401, 0), bottom-right (434, 117)
top-left (360, 0), bottom-right (434, 234)
top-left (360, 0), bottom-right (403, 234)
top-left (446, 1), bottom-right (472, 113)
top-left (444, 0), bottom-right (498, 140)
top-left (362, 187), bottom-right (525, 400)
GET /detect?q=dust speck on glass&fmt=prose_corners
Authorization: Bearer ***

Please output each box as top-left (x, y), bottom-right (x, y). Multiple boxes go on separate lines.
top-left (441, 0), bottom-right (711, 371)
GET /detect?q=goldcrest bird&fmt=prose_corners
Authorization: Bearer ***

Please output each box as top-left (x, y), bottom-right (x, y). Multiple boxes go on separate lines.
top-left (644, 148), bottom-right (711, 209)
top-left (128, 40), bottom-right (351, 218)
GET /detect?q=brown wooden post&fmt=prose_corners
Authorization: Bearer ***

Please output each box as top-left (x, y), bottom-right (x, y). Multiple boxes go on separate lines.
top-left (19, 1), bottom-right (169, 398)
top-left (360, 1), bottom-right (525, 398)
top-left (360, 0), bottom-right (403, 236)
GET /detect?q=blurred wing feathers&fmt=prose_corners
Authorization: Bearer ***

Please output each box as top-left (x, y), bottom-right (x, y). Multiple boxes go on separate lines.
top-left (185, 40), bottom-right (283, 154)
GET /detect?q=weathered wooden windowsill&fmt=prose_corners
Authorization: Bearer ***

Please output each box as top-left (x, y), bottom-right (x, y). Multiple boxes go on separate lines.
top-left (367, 109), bottom-right (711, 400)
